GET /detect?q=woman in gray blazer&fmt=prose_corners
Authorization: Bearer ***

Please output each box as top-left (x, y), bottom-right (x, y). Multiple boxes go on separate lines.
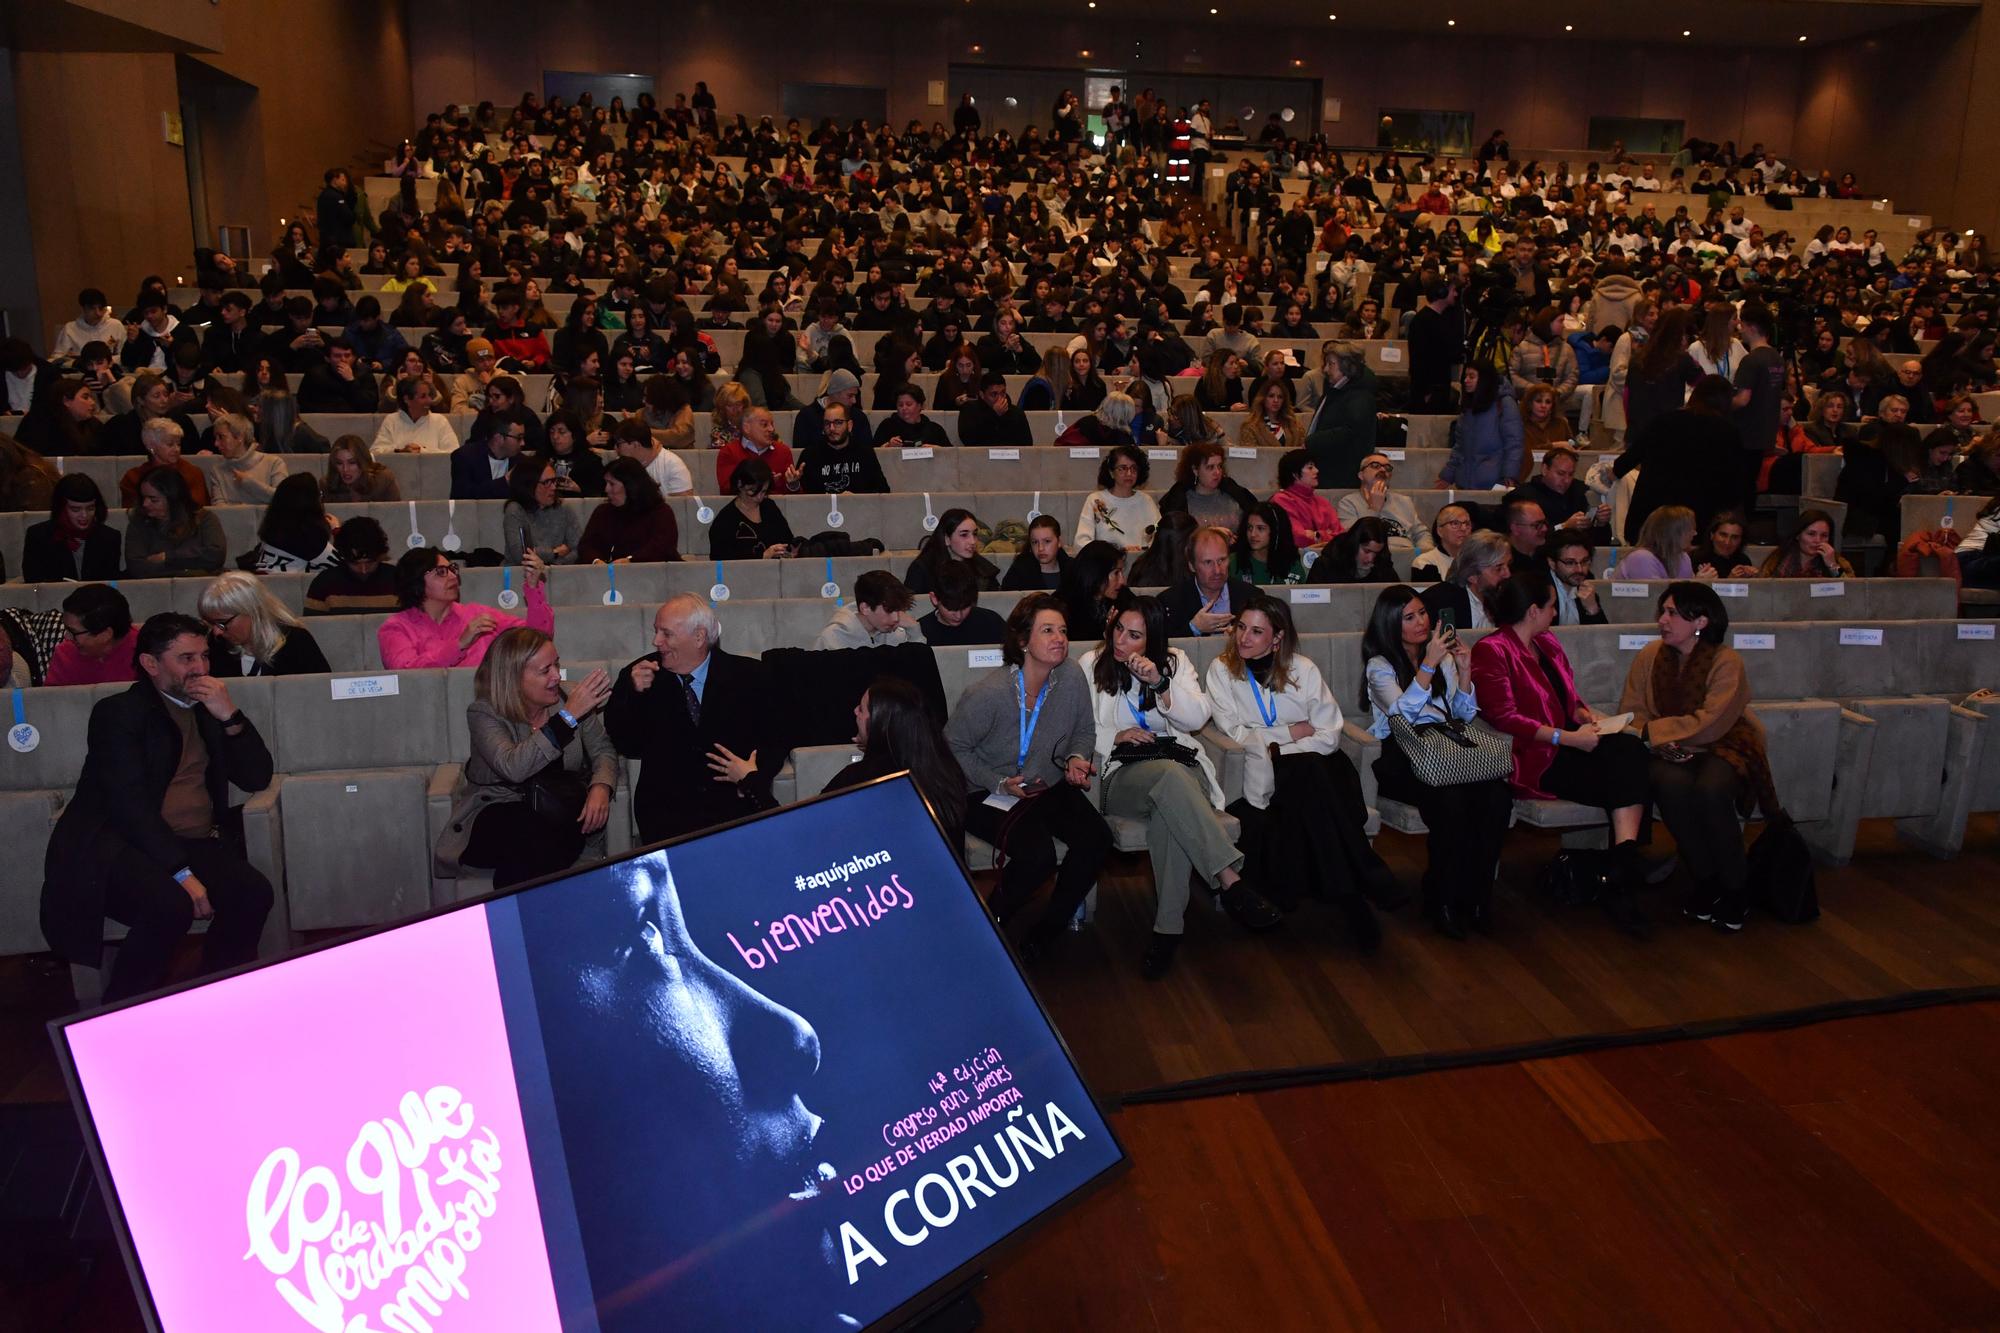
top-left (436, 626), bottom-right (619, 890)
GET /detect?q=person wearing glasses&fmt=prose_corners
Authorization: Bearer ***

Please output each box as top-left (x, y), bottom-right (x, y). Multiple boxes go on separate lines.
top-left (196, 571), bottom-right (330, 677)
top-left (451, 414), bottom-right (531, 501)
top-left (1335, 452), bottom-right (1428, 551)
top-left (378, 545), bottom-right (551, 670)
top-left (44, 583), bottom-right (138, 686)
top-left (504, 455), bottom-right (584, 566)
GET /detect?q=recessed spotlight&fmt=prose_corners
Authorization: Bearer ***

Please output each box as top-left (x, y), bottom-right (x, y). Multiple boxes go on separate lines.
top-left (1564, 23), bottom-right (1573, 30)
top-left (970, 42), bottom-right (982, 51)
top-left (1087, 2), bottom-right (1095, 7)
top-left (1797, 33), bottom-right (1807, 41)
top-left (1292, 58), bottom-right (1303, 66)
top-left (1079, 48), bottom-right (1092, 56)
top-left (1682, 29), bottom-right (1691, 36)
top-left (1446, 17), bottom-right (1456, 24)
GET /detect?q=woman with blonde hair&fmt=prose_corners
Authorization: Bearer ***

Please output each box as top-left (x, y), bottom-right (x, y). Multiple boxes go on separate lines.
top-left (209, 411), bottom-right (290, 504)
top-left (710, 379), bottom-right (753, 450)
top-left (322, 433), bottom-right (401, 502)
top-left (197, 570), bottom-right (330, 676)
top-left (1238, 376), bottom-right (1305, 450)
top-left (1617, 504), bottom-right (1697, 579)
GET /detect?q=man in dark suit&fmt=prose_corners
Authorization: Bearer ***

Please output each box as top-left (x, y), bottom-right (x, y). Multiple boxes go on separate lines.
top-left (606, 594), bottom-right (784, 844)
top-left (450, 414), bottom-right (530, 500)
top-left (1159, 525), bottom-right (1257, 637)
top-left (1419, 530), bottom-right (1514, 632)
top-left (40, 613), bottom-right (275, 1001)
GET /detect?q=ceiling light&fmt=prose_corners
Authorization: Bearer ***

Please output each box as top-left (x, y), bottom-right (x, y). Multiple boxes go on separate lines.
top-left (1079, 48), bottom-right (1092, 56)
top-left (1292, 58), bottom-right (1303, 66)
top-left (1327, 11), bottom-right (1336, 17)
top-left (1682, 29), bottom-right (1691, 36)
top-left (970, 43), bottom-right (982, 51)
top-left (1797, 34), bottom-right (1807, 41)
top-left (1208, 6), bottom-right (1217, 11)
top-left (1564, 23), bottom-right (1572, 30)
top-left (1087, 2), bottom-right (1095, 7)
top-left (1446, 17), bottom-right (1456, 24)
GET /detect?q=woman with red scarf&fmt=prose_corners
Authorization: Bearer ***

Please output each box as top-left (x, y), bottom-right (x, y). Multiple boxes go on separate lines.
top-left (22, 473), bottom-right (122, 583)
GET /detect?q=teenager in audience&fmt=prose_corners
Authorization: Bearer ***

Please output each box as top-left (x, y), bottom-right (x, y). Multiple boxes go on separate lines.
top-left (946, 593), bottom-right (1112, 962)
top-left (1232, 500), bottom-right (1307, 585)
top-left (1619, 582), bottom-right (1776, 932)
top-left (1361, 584), bottom-right (1513, 937)
top-left (45, 583), bottom-right (138, 686)
top-left (709, 456), bottom-right (797, 561)
top-left (119, 417), bottom-right (209, 508)
top-left (957, 371), bottom-right (1033, 447)
top-left (440, 627), bottom-right (617, 890)
top-left (248, 474), bottom-right (340, 574)
top-left (814, 570), bottom-right (918, 649)
top-left (873, 384), bottom-right (951, 449)
top-left (1159, 440), bottom-right (1257, 531)
top-left (1082, 592), bottom-right (1282, 976)
top-left (42, 612), bottom-right (274, 1001)
top-left (124, 468), bottom-right (224, 578)
top-left (322, 433), bottom-right (401, 502)
top-left (1206, 594), bottom-right (1392, 950)
top-left (1757, 508), bottom-right (1853, 577)
top-left (1471, 570), bottom-right (1653, 937)
top-left (506, 455), bottom-right (584, 566)
top-left (1618, 504), bottom-right (1698, 580)
top-left (379, 544), bottom-right (550, 669)
top-left (1309, 516), bottom-right (1397, 583)
top-left (1001, 514), bottom-right (1071, 591)
top-left (903, 506), bottom-right (1000, 594)
top-left (305, 518), bottom-right (397, 616)
top-left (921, 560), bottom-right (1009, 646)
top-left (1437, 363), bottom-right (1522, 490)
top-left (821, 676), bottom-right (968, 855)
top-left (22, 474), bottom-right (121, 583)
top-left (198, 571), bottom-right (330, 676)
top-left (14, 375), bottom-right (102, 456)
top-left (580, 456), bottom-right (681, 564)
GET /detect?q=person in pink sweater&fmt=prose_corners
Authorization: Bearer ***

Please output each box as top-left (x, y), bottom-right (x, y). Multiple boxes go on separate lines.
top-left (1268, 448), bottom-right (1343, 551)
top-left (45, 584), bottom-right (141, 687)
top-left (378, 547), bottom-right (552, 670)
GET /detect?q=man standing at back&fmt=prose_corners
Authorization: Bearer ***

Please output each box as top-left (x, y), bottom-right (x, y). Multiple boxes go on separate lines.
top-left (606, 594), bottom-right (783, 844)
top-left (40, 612), bottom-right (275, 1001)
top-left (1730, 304), bottom-right (1785, 519)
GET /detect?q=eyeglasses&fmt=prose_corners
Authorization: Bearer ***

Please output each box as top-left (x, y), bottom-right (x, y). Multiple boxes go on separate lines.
top-left (204, 612), bottom-right (241, 630)
top-left (428, 562), bottom-right (462, 577)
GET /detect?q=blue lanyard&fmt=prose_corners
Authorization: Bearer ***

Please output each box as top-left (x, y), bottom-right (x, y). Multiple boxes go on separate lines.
top-left (1125, 694), bottom-right (1151, 732)
top-left (1246, 669), bottom-right (1279, 727)
top-left (1016, 669), bottom-right (1051, 772)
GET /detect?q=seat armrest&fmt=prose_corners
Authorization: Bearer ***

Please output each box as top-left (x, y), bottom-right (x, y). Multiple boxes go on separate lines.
top-left (1194, 725), bottom-right (1247, 807)
top-left (1341, 720), bottom-right (1383, 814)
top-left (239, 780), bottom-right (294, 956)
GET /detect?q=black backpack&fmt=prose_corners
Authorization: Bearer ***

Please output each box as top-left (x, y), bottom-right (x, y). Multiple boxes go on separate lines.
top-left (1748, 812), bottom-right (1819, 923)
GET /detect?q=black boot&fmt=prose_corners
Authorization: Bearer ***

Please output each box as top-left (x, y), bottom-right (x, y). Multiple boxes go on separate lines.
top-left (1141, 931), bottom-right (1182, 979)
top-left (1603, 841), bottom-right (1652, 941)
top-left (1428, 902), bottom-right (1469, 941)
top-left (1219, 878), bottom-right (1284, 932)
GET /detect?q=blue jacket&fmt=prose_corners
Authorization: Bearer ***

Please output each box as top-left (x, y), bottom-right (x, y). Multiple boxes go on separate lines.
top-left (450, 439), bottom-right (514, 501)
top-left (1440, 391), bottom-right (1523, 490)
top-left (1568, 330), bottom-right (1612, 385)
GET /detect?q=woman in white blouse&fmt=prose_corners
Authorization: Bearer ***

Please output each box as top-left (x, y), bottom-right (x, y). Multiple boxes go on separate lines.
top-left (1361, 585), bottom-right (1515, 939)
top-left (1081, 594), bottom-right (1282, 977)
top-left (1205, 593), bottom-right (1398, 951)
top-left (1075, 443), bottom-right (1162, 552)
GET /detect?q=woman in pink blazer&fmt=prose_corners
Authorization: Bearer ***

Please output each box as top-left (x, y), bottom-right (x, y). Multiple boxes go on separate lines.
top-left (1470, 568), bottom-right (1654, 935)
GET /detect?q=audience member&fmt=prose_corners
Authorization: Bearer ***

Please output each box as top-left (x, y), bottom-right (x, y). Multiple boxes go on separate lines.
top-left (873, 384), bottom-right (951, 449)
top-left (606, 594), bottom-right (781, 843)
top-left (1160, 440), bottom-right (1258, 531)
top-left (815, 571), bottom-right (918, 649)
top-left (1437, 364), bottom-right (1522, 490)
top-left (1411, 503), bottom-right (1474, 581)
top-left (197, 571), bottom-right (331, 676)
top-left (1082, 592), bottom-right (1282, 976)
top-left (1692, 511), bottom-right (1758, 579)
top-left (119, 417), bottom-right (209, 508)
top-left (40, 612), bottom-right (274, 1001)
top-left (611, 416), bottom-right (695, 497)
top-left (1420, 528), bottom-right (1513, 629)
top-left (45, 583), bottom-right (139, 686)
top-left (579, 456), bottom-right (682, 563)
top-left (249, 474), bottom-right (339, 573)
top-left (378, 545), bottom-right (551, 669)
top-left (305, 517), bottom-right (398, 615)
top-left (957, 371), bottom-right (1033, 447)
top-left (451, 414), bottom-right (529, 501)
top-left (1758, 509), bottom-right (1854, 577)
top-left (1075, 444), bottom-right (1160, 550)
top-left (1309, 516), bottom-right (1398, 583)
top-left (1232, 500), bottom-right (1307, 585)
top-left (1338, 452), bottom-right (1428, 550)
top-left (22, 474), bottom-right (121, 583)
top-left (796, 400), bottom-right (890, 494)
top-left (904, 506), bottom-right (1001, 594)
top-left (124, 468), bottom-right (225, 578)
top-left (208, 412), bottom-right (289, 504)
top-left (1618, 504), bottom-right (1698, 579)
top-left (505, 455), bottom-right (584, 565)
top-left (1619, 375), bottom-right (1743, 542)
top-left (321, 433), bottom-right (402, 502)
top-left (921, 560), bottom-right (1009, 645)
top-left (1546, 535), bottom-right (1608, 625)
top-left (372, 375), bottom-right (459, 454)
top-left (439, 628), bottom-right (617, 890)
top-left (1161, 524), bottom-right (1256, 636)
top-left (820, 676), bottom-right (969, 854)
top-left (714, 405), bottom-right (798, 494)
top-left (709, 456), bottom-right (797, 560)
top-left (1001, 514), bottom-right (1072, 591)
top-left (1270, 448), bottom-right (1342, 549)
top-left (946, 593), bottom-right (1111, 961)
top-left (297, 337), bottom-right (384, 412)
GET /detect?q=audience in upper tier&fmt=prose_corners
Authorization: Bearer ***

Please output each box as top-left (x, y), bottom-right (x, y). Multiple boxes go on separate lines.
top-left (17, 85), bottom-right (2000, 998)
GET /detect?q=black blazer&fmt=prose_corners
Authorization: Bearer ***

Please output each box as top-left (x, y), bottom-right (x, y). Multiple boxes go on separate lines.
top-left (41, 681), bottom-right (274, 965)
top-left (21, 519), bottom-right (123, 583)
top-left (1159, 576), bottom-right (1259, 637)
top-left (1419, 580), bottom-right (1475, 632)
top-left (604, 648), bottom-right (784, 845)
top-left (208, 626), bottom-right (330, 677)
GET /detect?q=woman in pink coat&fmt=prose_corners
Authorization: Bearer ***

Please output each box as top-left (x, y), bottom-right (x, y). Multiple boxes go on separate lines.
top-left (378, 546), bottom-right (553, 669)
top-left (1268, 448), bottom-right (1342, 552)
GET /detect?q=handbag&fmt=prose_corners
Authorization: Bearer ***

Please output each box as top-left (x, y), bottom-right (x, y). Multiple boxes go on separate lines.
top-left (1387, 716), bottom-right (1514, 786)
top-left (1108, 736), bottom-right (1201, 769)
top-left (1747, 811), bottom-right (1819, 923)
top-left (1541, 848), bottom-right (1614, 906)
top-left (513, 757), bottom-right (588, 826)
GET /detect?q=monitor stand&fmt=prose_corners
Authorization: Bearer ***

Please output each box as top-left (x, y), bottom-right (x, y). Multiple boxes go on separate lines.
top-left (895, 1270), bottom-right (986, 1332)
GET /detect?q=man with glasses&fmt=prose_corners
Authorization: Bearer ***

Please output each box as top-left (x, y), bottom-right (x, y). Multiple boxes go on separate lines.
top-left (1503, 499), bottom-right (1550, 563)
top-left (1336, 453), bottom-right (1425, 550)
top-left (1544, 534), bottom-right (1606, 626)
top-left (41, 612), bottom-right (275, 1001)
top-left (451, 414), bottom-right (531, 500)
top-left (795, 401), bottom-right (888, 495)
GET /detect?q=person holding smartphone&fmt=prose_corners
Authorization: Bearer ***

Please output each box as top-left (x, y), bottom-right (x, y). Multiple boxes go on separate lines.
top-left (947, 593), bottom-right (1113, 963)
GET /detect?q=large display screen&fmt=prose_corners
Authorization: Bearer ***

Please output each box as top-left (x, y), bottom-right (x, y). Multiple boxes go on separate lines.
top-left (54, 776), bottom-right (1125, 1332)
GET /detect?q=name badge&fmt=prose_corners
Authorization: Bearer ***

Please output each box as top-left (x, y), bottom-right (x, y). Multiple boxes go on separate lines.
top-left (1289, 588), bottom-right (1330, 603)
top-left (1959, 623), bottom-right (1996, 640)
top-left (1228, 446), bottom-right (1257, 460)
top-left (1713, 582), bottom-right (1749, 598)
top-left (1617, 634), bottom-right (1654, 650)
top-left (900, 447), bottom-right (935, 460)
top-left (1809, 581), bottom-right (1845, 598)
top-left (331, 675), bottom-right (400, 700)
top-left (987, 448), bottom-right (1020, 460)
top-left (1378, 346), bottom-right (1404, 363)
top-left (1611, 581), bottom-right (1648, 598)
top-left (1839, 627), bottom-right (1884, 646)
top-left (1733, 633), bottom-right (1776, 650)
top-left (1069, 447), bottom-right (1100, 459)
top-left (968, 648), bottom-right (1003, 668)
